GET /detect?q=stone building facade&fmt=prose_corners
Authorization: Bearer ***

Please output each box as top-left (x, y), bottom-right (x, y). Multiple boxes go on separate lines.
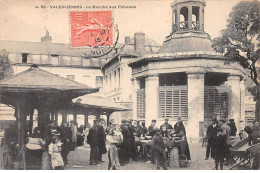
top-left (101, 33), bottom-right (161, 124)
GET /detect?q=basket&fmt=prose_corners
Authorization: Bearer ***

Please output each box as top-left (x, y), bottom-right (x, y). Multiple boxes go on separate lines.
top-left (179, 155), bottom-right (188, 168)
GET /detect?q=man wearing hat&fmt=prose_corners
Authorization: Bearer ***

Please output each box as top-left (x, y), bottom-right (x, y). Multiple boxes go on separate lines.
top-left (148, 120), bottom-right (157, 137)
top-left (205, 118), bottom-right (219, 160)
top-left (160, 118), bottom-right (173, 131)
top-left (88, 120), bottom-right (100, 165)
top-left (211, 127), bottom-right (228, 170)
top-left (119, 119), bottom-right (131, 165)
top-left (218, 119), bottom-right (231, 140)
top-left (227, 119), bottom-right (237, 136)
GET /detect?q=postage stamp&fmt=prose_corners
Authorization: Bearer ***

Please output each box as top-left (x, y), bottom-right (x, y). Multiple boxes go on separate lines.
top-left (70, 11), bottom-right (118, 57)
top-left (70, 11), bottom-right (113, 47)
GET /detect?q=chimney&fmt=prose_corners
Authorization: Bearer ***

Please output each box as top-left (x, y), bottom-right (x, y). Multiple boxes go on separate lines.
top-left (125, 36), bottom-right (130, 44)
top-left (134, 32), bottom-right (145, 54)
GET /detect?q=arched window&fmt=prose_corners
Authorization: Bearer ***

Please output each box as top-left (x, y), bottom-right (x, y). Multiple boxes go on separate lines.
top-left (180, 7), bottom-right (188, 30)
top-left (192, 6), bottom-right (200, 30)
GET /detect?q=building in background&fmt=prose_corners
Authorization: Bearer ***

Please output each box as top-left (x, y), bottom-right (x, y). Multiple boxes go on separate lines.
top-left (101, 32), bottom-right (161, 124)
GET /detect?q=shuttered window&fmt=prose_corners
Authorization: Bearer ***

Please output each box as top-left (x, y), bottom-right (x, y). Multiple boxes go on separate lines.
top-left (158, 85), bottom-right (188, 119)
top-left (204, 86), bottom-right (228, 119)
top-left (137, 88), bottom-right (145, 119)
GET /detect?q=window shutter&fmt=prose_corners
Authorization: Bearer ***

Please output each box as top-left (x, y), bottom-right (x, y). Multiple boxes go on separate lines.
top-left (204, 86), bottom-right (228, 119)
top-left (158, 85), bottom-right (188, 119)
top-left (137, 88), bottom-right (145, 119)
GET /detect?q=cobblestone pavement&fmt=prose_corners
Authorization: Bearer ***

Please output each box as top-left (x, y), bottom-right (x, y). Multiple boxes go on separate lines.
top-left (64, 141), bottom-right (224, 170)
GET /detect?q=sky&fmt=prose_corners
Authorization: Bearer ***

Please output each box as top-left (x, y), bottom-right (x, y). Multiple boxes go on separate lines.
top-left (0, 0), bottom-right (246, 45)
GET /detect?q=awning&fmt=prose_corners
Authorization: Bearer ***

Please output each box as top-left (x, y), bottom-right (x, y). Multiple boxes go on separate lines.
top-left (71, 95), bottom-right (131, 114)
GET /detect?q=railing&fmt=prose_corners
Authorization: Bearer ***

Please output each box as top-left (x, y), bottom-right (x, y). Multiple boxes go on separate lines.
top-left (172, 21), bottom-right (200, 32)
top-left (179, 21), bottom-right (188, 30)
top-left (192, 21), bottom-right (200, 30)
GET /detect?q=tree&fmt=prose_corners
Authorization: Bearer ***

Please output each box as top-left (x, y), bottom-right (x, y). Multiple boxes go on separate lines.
top-left (212, 0), bottom-right (260, 122)
top-left (0, 50), bottom-right (14, 80)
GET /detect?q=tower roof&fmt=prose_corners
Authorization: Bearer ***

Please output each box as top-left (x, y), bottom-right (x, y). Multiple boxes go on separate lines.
top-left (171, 0), bottom-right (206, 6)
top-left (158, 31), bottom-right (215, 54)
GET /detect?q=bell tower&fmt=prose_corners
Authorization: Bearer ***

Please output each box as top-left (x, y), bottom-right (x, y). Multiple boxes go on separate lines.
top-left (171, 0), bottom-right (205, 32)
top-left (159, 0), bottom-right (214, 54)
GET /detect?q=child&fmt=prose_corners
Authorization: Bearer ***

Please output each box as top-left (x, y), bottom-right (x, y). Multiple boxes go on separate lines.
top-left (211, 128), bottom-right (228, 170)
top-left (151, 131), bottom-right (167, 170)
top-left (48, 136), bottom-right (64, 170)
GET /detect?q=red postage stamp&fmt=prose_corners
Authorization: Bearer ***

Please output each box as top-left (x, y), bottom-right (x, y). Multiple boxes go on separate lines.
top-left (70, 11), bottom-right (113, 47)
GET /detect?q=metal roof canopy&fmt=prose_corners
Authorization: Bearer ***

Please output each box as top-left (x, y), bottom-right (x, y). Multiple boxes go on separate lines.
top-left (0, 65), bottom-right (99, 168)
top-left (70, 95), bottom-right (131, 115)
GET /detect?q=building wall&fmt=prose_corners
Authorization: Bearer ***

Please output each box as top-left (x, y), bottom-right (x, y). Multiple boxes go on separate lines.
top-left (12, 65), bottom-right (103, 91)
top-left (102, 57), bottom-right (136, 123)
top-left (103, 57), bottom-right (134, 102)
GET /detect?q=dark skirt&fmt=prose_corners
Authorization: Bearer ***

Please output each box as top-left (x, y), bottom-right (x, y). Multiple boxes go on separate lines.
top-left (25, 149), bottom-right (43, 169)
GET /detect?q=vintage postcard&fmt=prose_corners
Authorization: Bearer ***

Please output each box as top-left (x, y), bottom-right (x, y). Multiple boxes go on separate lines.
top-left (0, 0), bottom-right (259, 170)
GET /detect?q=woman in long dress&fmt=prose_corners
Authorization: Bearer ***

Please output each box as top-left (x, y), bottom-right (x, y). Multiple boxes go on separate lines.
top-left (83, 123), bottom-right (91, 148)
top-left (48, 136), bottom-right (64, 170)
top-left (106, 124), bottom-right (122, 170)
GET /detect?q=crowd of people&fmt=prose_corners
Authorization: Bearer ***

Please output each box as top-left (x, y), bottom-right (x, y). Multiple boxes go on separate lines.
top-left (205, 118), bottom-right (260, 170)
top-left (96, 117), bottom-right (191, 170)
top-left (1, 116), bottom-right (259, 170)
top-left (1, 120), bottom-right (85, 170)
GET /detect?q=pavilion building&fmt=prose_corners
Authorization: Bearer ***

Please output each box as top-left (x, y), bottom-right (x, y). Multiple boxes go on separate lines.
top-left (128, 0), bottom-right (247, 139)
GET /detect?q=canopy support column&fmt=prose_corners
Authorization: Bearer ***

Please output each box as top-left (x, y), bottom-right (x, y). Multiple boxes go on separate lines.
top-left (29, 110), bottom-right (34, 135)
top-left (50, 112), bottom-right (55, 122)
top-left (62, 111), bottom-right (67, 124)
top-left (73, 114), bottom-right (77, 124)
top-left (17, 99), bottom-right (26, 170)
top-left (107, 113), bottom-right (111, 126)
top-left (54, 112), bottom-right (58, 125)
top-left (38, 108), bottom-right (45, 132)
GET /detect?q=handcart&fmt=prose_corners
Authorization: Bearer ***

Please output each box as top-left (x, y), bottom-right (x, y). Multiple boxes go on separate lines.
top-left (228, 138), bottom-right (260, 170)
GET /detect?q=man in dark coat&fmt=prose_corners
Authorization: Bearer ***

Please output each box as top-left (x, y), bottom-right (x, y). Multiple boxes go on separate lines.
top-left (119, 120), bottom-right (131, 165)
top-left (160, 118), bottom-right (173, 131)
top-left (88, 120), bottom-right (100, 165)
top-left (141, 121), bottom-right (148, 137)
top-left (97, 119), bottom-right (107, 162)
top-left (148, 120), bottom-right (157, 137)
top-left (58, 122), bottom-right (72, 165)
top-left (227, 119), bottom-right (237, 136)
top-left (128, 120), bottom-right (139, 161)
top-left (134, 121), bottom-right (142, 137)
top-left (205, 118), bottom-right (219, 160)
top-left (211, 128), bottom-right (228, 170)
